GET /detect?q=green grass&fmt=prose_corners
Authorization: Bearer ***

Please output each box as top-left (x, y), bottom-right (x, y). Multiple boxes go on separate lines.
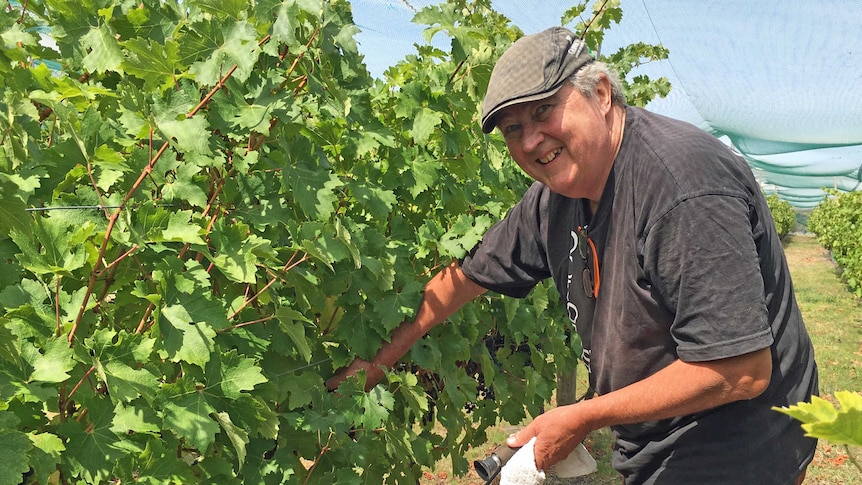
top-left (783, 234), bottom-right (862, 484)
top-left (424, 234), bottom-right (861, 484)
top-left (786, 235), bottom-right (861, 395)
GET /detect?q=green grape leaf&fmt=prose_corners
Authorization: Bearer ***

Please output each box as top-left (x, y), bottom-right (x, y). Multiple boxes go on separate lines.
top-left (270, 2), bottom-right (300, 47)
top-left (334, 217), bottom-right (361, 269)
top-left (110, 401), bottom-right (161, 435)
top-left (774, 394), bottom-right (838, 424)
top-left (204, 349), bottom-right (267, 399)
top-left (28, 431), bottom-right (65, 456)
top-left (213, 411), bottom-right (249, 465)
top-left (208, 221), bottom-right (275, 283)
top-left (161, 163), bottom-right (209, 209)
top-left (374, 280), bottom-right (423, 332)
top-left (158, 312), bottom-right (217, 368)
top-left (189, 0), bottom-right (248, 20)
top-left (87, 328), bottom-right (156, 364)
top-left (189, 20), bottom-right (260, 85)
top-left (407, 155), bottom-right (441, 198)
top-left (26, 431), bottom-right (65, 484)
top-left (285, 161), bottom-right (343, 221)
top-left (58, 397), bottom-right (125, 484)
top-left (100, 361), bottom-right (160, 402)
top-left (353, 386), bottom-right (395, 429)
top-left (334, 307), bottom-right (384, 361)
top-left (81, 24), bottom-right (123, 74)
top-left (154, 114), bottom-right (212, 156)
top-left (158, 375), bottom-right (219, 452)
top-left (0, 179), bottom-right (30, 236)
top-left (351, 182), bottom-right (397, 220)
top-left (158, 211), bottom-right (207, 244)
top-left (774, 391), bottom-right (862, 447)
top-left (276, 308), bottom-right (313, 363)
top-left (410, 107), bottom-right (444, 144)
top-left (122, 37), bottom-right (184, 91)
top-left (158, 265), bottom-right (228, 366)
top-left (386, 372), bottom-right (429, 417)
top-left (410, 337), bottom-right (442, 371)
top-left (230, 99), bottom-right (285, 134)
top-left (126, 435), bottom-right (195, 484)
top-left (10, 216), bottom-right (90, 276)
top-left (88, 329), bottom-right (159, 401)
top-left (25, 336), bottom-right (76, 383)
top-left (0, 430), bottom-right (32, 485)
top-left (438, 214), bottom-right (493, 258)
top-left (1, 21), bottom-right (37, 48)
top-left (285, 371), bottom-right (320, 410)
top-left (354, 127), bottom-right (396, 158)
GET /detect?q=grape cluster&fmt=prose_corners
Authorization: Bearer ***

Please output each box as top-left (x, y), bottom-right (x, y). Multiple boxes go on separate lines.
top-left (399, 330), bottom-right (535, 420)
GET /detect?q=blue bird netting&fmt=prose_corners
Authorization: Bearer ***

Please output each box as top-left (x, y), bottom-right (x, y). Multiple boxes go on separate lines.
top-left (351, 0), bottom-right (862, 208)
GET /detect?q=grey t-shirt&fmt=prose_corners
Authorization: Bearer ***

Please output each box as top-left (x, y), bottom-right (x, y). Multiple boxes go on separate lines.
top-left (461, 106), bottom-right (818, 484)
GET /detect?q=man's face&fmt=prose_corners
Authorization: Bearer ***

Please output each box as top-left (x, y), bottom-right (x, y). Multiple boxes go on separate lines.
top-left (495, 81), bottom-right (615, 200)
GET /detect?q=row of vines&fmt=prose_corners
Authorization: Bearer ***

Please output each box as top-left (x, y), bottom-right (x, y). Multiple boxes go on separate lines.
top-left (806, 189), bottom-right (862, 298)
top-left (0, 1), bottom-right (669, 483)
top-left (765, 193), bottom-right (795, 240)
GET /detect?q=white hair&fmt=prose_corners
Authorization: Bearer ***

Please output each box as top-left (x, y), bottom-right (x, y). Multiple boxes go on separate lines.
top-left (568, 61), bottom-right (626, 106)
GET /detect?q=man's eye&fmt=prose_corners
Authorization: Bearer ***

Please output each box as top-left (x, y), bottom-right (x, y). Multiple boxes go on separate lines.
top-left (503, 124), bottom-right (521, 136)
top-left (536, 104), bottom-right (551, 117)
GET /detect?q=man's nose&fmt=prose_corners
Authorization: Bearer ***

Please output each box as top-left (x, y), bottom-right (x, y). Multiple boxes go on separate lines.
top-left (521, 122), bottom-right (544, 153)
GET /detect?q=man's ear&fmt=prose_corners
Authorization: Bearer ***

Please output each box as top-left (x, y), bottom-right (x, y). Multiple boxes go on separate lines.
top-left (595, 74), bottom-right (613, 113)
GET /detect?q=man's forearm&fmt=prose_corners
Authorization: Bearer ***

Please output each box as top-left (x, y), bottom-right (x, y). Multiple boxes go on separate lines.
top-left (328, 262), bottom-right (486, 390)
top-left (580, 347), bottom-right (773, 429)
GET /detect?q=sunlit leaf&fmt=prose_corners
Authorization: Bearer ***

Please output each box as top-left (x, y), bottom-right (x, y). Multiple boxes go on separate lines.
top-left (25, 337), bottom-right (75, 383)
top-left (81, 25), bottom-right (123, 74)
top-left (775, 391), bottom-right (862, 447)
top-left (122, 38), bottom-right (184, 91)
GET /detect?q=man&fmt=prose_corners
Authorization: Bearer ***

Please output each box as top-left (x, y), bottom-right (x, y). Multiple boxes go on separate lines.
top-left (327, 26), bottom-right (818, 484)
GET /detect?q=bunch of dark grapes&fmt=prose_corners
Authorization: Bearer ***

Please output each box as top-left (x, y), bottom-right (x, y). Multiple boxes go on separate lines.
top-left (396, 329), bottom-right (534, 419)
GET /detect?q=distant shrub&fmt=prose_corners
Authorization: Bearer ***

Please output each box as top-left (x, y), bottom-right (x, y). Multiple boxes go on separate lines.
top-left (766, 193), bottom-right (796, 239)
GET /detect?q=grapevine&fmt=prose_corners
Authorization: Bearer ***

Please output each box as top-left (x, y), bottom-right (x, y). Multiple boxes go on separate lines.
top-left (0, 1), bottom-right (668, 483)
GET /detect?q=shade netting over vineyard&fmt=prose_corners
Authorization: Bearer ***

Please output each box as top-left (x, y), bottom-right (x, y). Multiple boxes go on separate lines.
top-left (354, 0), bottom-right (862, 208)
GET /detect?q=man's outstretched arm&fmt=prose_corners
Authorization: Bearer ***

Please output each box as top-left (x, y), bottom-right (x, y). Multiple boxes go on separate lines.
top-left (325, 261), bottom-right (487, 391)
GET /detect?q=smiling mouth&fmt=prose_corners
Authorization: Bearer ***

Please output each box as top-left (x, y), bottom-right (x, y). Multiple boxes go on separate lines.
top-left (538, 148), bottom-right (562, 165)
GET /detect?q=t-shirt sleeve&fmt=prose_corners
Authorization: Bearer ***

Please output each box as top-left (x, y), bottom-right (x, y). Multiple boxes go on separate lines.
top-left (642, 194), bottom-right (774, 362)
top-left (460, 183), bottom-right (552, 298)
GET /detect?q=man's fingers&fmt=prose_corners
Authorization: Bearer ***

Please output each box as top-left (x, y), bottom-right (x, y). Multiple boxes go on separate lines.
top-left (532, 438), bottom-right (554, 472)
top-left (325, 362), bottom-right (359, 391)
top-left (505, 426), bottom-right (535, 448)
top-left (325, 359), bottom-right (381, 392)
top-left (324, 372), bottom-right (343, 391)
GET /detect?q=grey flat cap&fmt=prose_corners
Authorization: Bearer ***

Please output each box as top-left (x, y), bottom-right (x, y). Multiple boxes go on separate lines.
top-left (481, 27), bottom-right (594, 133)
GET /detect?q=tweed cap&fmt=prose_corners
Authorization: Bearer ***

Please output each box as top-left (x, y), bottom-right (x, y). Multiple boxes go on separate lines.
top-left (481, 26), bottom-right (594, 133)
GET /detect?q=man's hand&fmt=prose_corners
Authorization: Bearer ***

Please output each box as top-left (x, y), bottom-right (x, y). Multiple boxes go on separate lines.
top-left (325, 357), bottom-right (384, 392)
top-left (505, 404), bottom-right (589, 472)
